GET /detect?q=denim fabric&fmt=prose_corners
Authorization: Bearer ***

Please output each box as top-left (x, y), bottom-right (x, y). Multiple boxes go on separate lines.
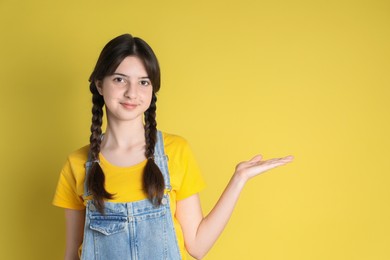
top-left (81, 131), bottom-right (181, 260)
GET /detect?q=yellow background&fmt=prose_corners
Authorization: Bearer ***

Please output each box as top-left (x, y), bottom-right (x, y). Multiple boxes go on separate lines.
top-left (1, 0), bottom-right (389, 259)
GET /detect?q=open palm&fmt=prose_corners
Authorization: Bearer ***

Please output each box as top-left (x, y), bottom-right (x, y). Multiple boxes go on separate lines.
top-left (235, 155), bottom-right (294, 181)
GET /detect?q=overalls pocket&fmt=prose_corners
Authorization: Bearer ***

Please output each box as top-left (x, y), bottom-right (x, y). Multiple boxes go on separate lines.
top-left (84, 203), bottom-right (132, 259)
top-left (89, 215), bottom-right (127, 236)
top-left (132, 204), bottom-right (167, 222)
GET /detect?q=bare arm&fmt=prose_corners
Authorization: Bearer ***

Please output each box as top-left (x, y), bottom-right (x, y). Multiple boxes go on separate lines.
top-left (64, 209), bottom-right (85, 260)
top-left (176, 155), bottom-right (293, 259)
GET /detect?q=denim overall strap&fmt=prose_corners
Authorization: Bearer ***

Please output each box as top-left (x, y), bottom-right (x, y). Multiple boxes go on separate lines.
top-left (83, 152), bottom-right (93, 198)
top-left (154, 131), bottom-right (171, 191)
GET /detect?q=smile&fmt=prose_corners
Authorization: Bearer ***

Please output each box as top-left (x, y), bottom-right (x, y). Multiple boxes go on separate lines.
top-left (120, 102), bottom-right (138, 109)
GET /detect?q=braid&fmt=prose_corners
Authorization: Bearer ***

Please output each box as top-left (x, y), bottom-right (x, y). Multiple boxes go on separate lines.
top-left (143, 93), bottom-right (165, 205)
top-left (144, 94), bottom-right (157, 159)
top-left (87, 82), bottom-right (114, 213)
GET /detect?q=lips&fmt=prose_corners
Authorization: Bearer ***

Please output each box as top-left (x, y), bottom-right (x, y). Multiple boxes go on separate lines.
top-left (120, 102), bottom-right (138, 109)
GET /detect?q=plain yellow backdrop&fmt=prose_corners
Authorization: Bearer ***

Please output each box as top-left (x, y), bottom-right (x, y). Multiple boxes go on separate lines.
top-left (1, 0), bottom-right (389, 259)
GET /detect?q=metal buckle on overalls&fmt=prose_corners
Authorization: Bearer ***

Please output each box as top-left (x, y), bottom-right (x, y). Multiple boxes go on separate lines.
top-left (85, 160), bottom-right (100, 167)
top-left (161, 197), bottom-right (168, 205)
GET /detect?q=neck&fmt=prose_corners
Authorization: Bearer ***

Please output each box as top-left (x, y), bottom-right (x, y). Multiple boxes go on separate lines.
top-left (103, 118), bottom-right (146, 149)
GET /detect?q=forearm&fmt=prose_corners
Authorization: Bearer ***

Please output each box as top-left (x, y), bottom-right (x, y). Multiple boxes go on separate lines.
top-left (64, 209), bottom-right (85, 260)
top-left (188, 174), bottom-right (247, 259)
top-left (64, 250), bottom-right (80, 260)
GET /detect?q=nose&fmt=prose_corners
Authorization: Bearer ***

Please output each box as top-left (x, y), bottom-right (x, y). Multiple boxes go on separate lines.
top-left (124, 82), bottom-right (137, 99)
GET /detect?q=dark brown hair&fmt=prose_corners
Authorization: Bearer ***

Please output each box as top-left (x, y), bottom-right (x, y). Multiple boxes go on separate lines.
top-left (87, 34), bottom-right (164, 213)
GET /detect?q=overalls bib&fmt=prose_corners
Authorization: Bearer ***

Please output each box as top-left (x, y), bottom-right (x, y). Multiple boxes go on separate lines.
top-left (80, 131), bottom-right (182, 260)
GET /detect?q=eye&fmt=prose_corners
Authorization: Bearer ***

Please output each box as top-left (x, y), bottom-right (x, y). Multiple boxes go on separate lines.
top-left (139, 80), bottom-right (151, 86)
top-left (113, 77), bottom-right (126, 83)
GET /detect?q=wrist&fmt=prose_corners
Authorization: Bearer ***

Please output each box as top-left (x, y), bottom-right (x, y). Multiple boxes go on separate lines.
top-left (231, 171), bottom-right (248, 189)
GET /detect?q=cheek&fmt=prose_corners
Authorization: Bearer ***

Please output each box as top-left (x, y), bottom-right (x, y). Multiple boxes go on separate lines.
top-left (101, 92), bottom-right (119, 107)
top-left (102, 88), bottom-right (120, 99)
top-left (143, 90), bottom-right (154, 105)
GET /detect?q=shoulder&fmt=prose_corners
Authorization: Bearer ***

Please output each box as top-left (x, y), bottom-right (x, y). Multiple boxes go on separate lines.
top-left (66, 144), bottom-right (90, 164)
top-left (59, 144), bottom-right (90, 187)
top-left (160, 131), bottom-right (196, 164)
top-left (54, 145), bottom-right (90, 209)
top-left (162, 132), bottom-right (190, 149)
top-left (62, 144), bottom-right (90, 174)
top-left (161, 131), bottom-right (194, 157)
top-left (160, 131), bottom-right (206, 199)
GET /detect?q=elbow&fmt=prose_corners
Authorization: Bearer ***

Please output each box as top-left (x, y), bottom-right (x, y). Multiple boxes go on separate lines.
top-left (188, 252), bottom-right (205, 260)
top-left (186, 246), bottom-right (208, 260)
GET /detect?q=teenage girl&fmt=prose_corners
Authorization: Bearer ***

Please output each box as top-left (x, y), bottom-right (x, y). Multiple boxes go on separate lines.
top-left (53, 34), bottom-right (293, 260)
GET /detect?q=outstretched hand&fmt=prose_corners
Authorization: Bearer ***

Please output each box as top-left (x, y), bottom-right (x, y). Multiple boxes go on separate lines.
top-left (234, 155), bottom-right (294, 182)
top-left (176, 153), bottom-right (294, 258)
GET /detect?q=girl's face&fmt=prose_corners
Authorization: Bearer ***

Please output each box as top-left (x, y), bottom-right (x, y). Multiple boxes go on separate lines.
top-left (96, 56), bottom-right (153, 124)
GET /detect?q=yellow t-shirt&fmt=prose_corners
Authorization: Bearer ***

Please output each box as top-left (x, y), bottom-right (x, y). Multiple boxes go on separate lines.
top-left (53, 132), bottom-right (206, 259)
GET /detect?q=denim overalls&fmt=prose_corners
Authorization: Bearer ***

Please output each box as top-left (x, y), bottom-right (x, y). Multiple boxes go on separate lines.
top-left (80, 131), bottom-right (182, 260)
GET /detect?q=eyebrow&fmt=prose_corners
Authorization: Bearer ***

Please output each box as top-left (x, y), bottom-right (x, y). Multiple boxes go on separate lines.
top-left (112, 73), bottom-right (150, 79)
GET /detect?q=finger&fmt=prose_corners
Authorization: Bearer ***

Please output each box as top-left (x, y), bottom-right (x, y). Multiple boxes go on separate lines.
top-left (257, 159), bottom-right (290, 171)
top-left (249, 154), bottom-right (263, 163)
top-left (260, 156), bottom-right (293, 167)
top-left (269, 155), bottom-right (294, 163)
top-left (279, 155), bottom-right (294, 164)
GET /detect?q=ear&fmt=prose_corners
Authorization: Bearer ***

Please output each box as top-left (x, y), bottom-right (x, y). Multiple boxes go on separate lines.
top-left (95, 80), bottom-right (103, 95)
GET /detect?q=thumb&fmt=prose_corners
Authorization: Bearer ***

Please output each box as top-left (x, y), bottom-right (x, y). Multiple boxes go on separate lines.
top-left (249, 154), bottom-right (263, 163)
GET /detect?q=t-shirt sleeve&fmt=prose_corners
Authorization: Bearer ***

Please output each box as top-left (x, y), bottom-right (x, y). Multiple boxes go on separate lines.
top-left (52, 158), bottom-right (85, 210)
top-left (174, 139), bottom-right (206, 201)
